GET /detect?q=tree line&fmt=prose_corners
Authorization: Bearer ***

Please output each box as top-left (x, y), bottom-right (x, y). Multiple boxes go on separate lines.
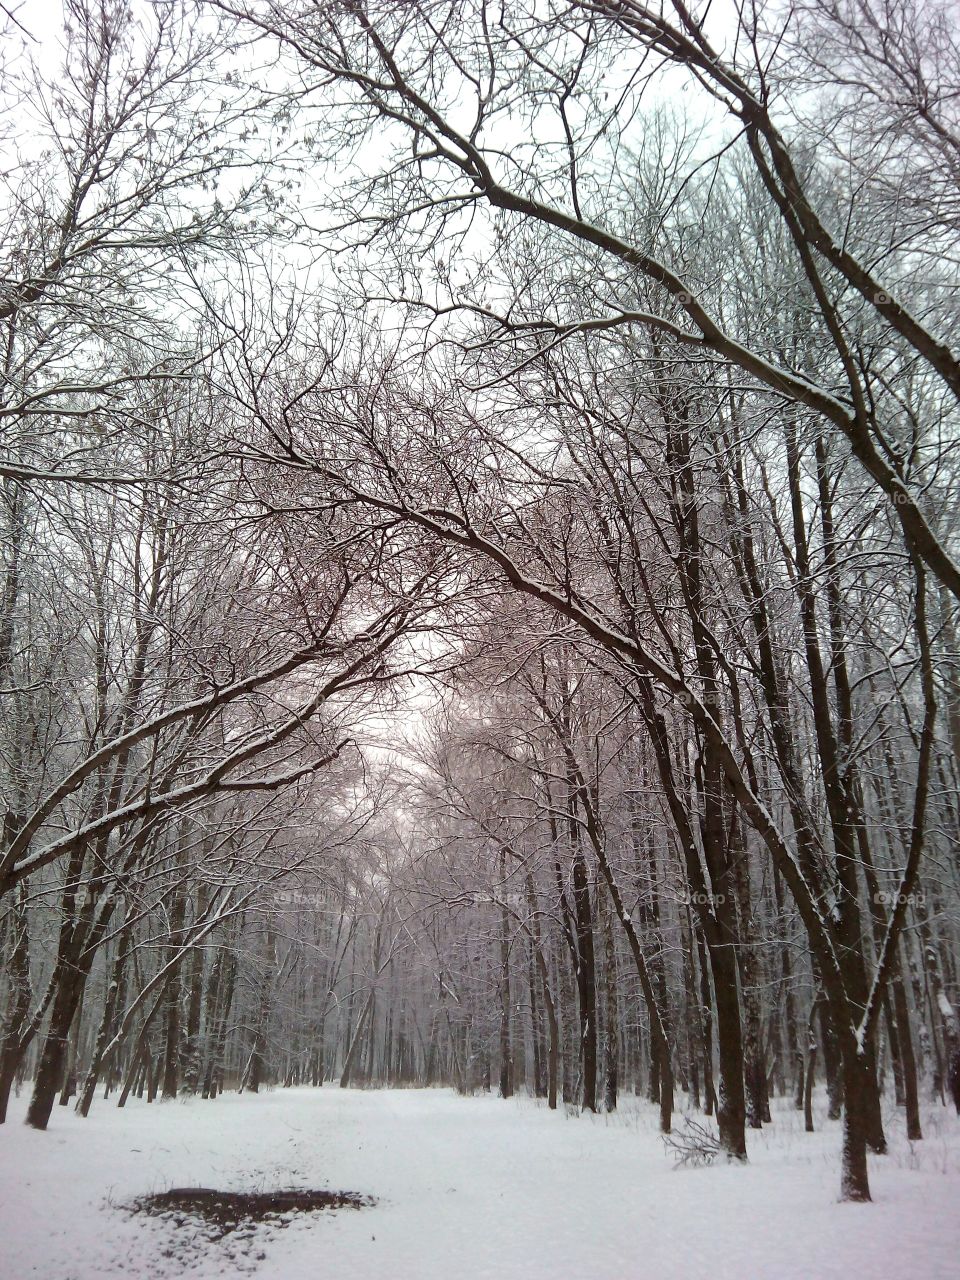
top-left (1, 0), bottom-right (959, 1204)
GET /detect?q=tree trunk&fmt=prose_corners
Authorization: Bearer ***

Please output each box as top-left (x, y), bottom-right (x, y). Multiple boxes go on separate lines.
top-left (0, 881), bottom-right (31, 1124)
top-left (840, 1050), bottom-right (874, 1202)
top-left (340, 991), bottom-right (374, 1088)
top-left (26, 959), bottom-right (87, 1130)
top-left (804, 1029), bottom-right (817, 1134)
top-left (498, 849), bottom-right (514, 1099)
top-left (603, 902), bottom-right (619, 1113)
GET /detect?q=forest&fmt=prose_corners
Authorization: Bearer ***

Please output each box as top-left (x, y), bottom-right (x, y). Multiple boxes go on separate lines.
top-left (1, 1), bottom-right (960, 1274)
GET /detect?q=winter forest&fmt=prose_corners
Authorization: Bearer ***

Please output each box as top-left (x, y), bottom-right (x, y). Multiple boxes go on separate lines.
top-left (2, 1), bottom-right (960, 1276)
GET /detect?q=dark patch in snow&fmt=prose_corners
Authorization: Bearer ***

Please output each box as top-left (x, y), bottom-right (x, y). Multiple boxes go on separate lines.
top-left (131, 1186), bottom-right (373, 1239)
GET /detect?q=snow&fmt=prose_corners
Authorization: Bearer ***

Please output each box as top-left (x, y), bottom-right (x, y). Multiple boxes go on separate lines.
top-left (1, 1087), bottom-right (958, 1279)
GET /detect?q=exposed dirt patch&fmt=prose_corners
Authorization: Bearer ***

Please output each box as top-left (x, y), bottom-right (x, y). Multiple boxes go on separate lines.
top-left (132, 1186), bottom-right (372, 1239)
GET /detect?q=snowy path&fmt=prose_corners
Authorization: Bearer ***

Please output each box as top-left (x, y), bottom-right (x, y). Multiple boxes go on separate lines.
top-left (1, 1087), bottom-right (958, 1279)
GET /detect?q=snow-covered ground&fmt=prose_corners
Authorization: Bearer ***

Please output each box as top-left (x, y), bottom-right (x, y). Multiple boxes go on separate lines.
top-left (1, 1086), bottom-right (958, 1279)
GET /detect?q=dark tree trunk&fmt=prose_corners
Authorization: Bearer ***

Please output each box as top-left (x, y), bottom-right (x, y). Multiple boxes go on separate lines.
top-left (570, 834), bottom-right (598, 1113)
top-left (840, 1049), bottom-right (874, 1202)
top-left (26, 956), bottom-right (88, 1130)
top-left (696, 926), bottom-right (717, 1117)
top-left (732, 829), bottom-right (768, 1129)
top-left (0, 882), bottom-right (31, 1124)
top-left (892, 960), bottom-right (922, 1140)
top-left (818, 994), bottom-right (843, 1120)
top-left (161, 886), bottom-right (186, 1100)
top-left (804, 1030), bottom-right (817, 1134)
top-left (603, 904), bottom-right (619, 1113)
top-left (498, 849), bottom-right (514, 1099)
top-left (340, 991), bottom-right (374, 1089)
